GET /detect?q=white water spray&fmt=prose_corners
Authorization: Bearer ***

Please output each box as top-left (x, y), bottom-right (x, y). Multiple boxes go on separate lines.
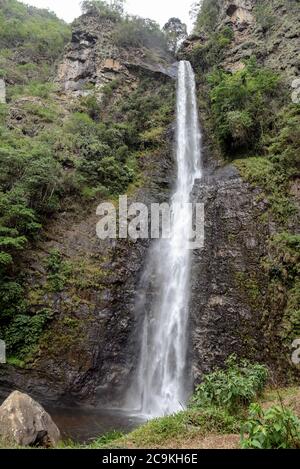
top-left (128, 61), bottom-right (202, 417)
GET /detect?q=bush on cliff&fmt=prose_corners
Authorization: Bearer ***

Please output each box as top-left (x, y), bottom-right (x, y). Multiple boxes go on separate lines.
top-left (208, 59), bottom-right (280, 154)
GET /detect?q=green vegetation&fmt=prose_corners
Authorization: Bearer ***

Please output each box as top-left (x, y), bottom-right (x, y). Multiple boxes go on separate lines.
top-left (191, 355), bottom-right (268, 412)
top-left (0, 2), bottom-right (69, 359)
top-left (0, 0), bottom-right (70, 84)
top-left (193, 0), bottom-right (220, 34)
top-left (0, 71), bottom-right (174, 359)
top-left (46, 249), bottom-right (72, 292)
top-left (80, 408), bottom-right (240, 449)
top-left (81, 0), bottom-right (124, 21)
top-left (254, 2), bottom-right (276, 34)
top-left (3, 308), bottom-right (53, 360)
top-left (188, 26), bottom-right (234, 72)
top-left (208, 59), bottom-right (280, 154)
top-left (79, 361), bottom-right (300, 450)
top-left (0, 0), bottom-right (175, 361)
top-left (264, 233), bottom-right (300, 344)
top-left (242, 403), bottom-right (300, 449)
top-left (235, 157), bottom-right (295, 223)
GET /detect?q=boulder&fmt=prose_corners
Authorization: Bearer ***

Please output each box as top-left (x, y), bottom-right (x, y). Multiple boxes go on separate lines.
top-left (0, 391), bottom-right (60, 447)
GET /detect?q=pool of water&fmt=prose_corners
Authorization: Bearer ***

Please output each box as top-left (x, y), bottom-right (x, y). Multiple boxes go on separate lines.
top-left (47, 407), bottom-right (146, 444)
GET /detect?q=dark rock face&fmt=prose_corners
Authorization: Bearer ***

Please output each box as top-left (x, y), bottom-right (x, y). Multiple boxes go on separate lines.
top-left (0, 391), bottom-right (60, 447)
top-left (1, 2), bottom-right (298, 410)
top-left (0, 13), bottom-right (176, 407)
top-left (190, 166), bottom-right (269, 381)
top-left (0, 143), bottom-right (175, 407)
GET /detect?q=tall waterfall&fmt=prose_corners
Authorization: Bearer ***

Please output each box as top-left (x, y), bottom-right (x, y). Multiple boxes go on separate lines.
top-left (128, 61), bottom-right (202, 417)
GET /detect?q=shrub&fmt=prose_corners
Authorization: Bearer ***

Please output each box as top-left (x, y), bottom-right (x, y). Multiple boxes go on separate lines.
top-left (208, 60), bottom-right (280, 154)
top-left (254, 3), bottom-right (276, 33)
top-left (189, 27), bottom-right (233, 72)
top-left (235, 157), bottom-right (295, 223)
top-left (267, 104), bottom-right (300, 176)
top-left (81, 0), bottom-right (124, 21)
top-left (194, 0), bottom-right (220, 34)
top-left (4, 308), bottom-right (53, 359)
top-left (84, 431), bottom-right (124, 449)
top-left (46, 249), bottom-right (72, 292)
top-left (191, 355), bottom-right (268, 412)
top-left (113, 16), bottom-right (168, 50)
top-left (241, 403), bottom-right (300, 449)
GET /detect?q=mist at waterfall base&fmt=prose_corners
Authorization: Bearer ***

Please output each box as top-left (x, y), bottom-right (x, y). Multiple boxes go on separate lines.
top-left (126, 61), bottom-right (202, 418)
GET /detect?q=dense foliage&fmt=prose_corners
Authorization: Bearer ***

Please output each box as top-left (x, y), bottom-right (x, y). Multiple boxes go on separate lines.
top-left (0, 0), bottom-right (70, 83)
top-left (163, 18), bottom-right (187, 53)
top-left (208, 59), bottom-right (281, 154)
top-left (187, 25), bottom-right (234, 72)
top-left (0, 2), bottom-right (174, 365)
top-left (191, 355), bottom-right (268, 412)
top-left (192, 0), bottom-right (220, 34)
top-left (242, 403), bottom-right (300, 449)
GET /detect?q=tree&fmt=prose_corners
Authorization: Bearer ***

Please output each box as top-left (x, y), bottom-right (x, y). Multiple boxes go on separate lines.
top-left (163, 17), bottom-right (187, 53)
top-left (81, 0), bottom-right (125, 19)
top-left (109, 0), bottom-right (125, 15)
top-left (189, 1), bottom-right (201, 26)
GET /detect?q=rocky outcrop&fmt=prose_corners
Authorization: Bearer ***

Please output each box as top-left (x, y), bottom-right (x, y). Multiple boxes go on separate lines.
top-left (57, 12), bottom-right (175, 95)
top-left (0, 9), bottom-right (176, 407)
top-left (0, 78), bottom-right (6, 103)
top-left (181, 0), bottom-right (300, 384)
top-left (222, 0), bottom-right (299, 81)
top-left (190, 166), bottom-right (268, 379)
top-left (0, 391), bottom-right (60, 447)
top-left (185, 0), bottom-right (300, 81)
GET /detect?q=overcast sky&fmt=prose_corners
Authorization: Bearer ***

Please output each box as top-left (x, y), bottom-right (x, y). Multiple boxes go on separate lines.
top-left (19, 0), bottom-right (195, 30)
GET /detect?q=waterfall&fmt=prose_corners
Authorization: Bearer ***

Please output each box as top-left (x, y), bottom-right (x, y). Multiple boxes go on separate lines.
top-left (128, 61), bottom-right (202, 417)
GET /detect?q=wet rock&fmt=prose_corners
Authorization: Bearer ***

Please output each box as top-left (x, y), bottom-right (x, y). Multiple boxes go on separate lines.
top-left (190, 166), bottom-right (268, 380)
top-left (0, 391), bottom-right (60, 447)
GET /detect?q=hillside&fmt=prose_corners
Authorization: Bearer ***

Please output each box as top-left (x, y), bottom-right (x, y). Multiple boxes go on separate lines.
top-left (0, 0), bottom-right (176, 405)
top-left (0, 0), bottom-right (299, 452)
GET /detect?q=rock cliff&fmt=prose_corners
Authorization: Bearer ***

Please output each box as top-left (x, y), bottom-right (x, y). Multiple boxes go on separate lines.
top-left (0, 0), bottom-right (299, 408)
top-left (182, 0), bottom-right (300, 384)
top-left (0, 10), bottom-right (176, 406)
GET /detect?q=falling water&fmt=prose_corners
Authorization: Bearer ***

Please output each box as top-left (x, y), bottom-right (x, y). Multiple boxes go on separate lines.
top-left (128, 61), bottom-right (202, 417)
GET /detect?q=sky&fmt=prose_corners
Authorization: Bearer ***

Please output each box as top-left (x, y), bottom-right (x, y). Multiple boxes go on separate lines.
top-left (19, 0), bottom-right (195, 30)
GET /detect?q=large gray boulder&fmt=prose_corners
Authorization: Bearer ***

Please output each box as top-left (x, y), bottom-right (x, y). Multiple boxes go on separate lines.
top-left (0, 391), bottom-right (60, 447)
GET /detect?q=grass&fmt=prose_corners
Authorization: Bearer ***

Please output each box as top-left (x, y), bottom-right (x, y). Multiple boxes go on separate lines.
top-left (82, 387), bottom-right (300, 449)
top-left (1, 386), bottom-right (300, 450)
top-left (79, 408), bottom-right (241, 449)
